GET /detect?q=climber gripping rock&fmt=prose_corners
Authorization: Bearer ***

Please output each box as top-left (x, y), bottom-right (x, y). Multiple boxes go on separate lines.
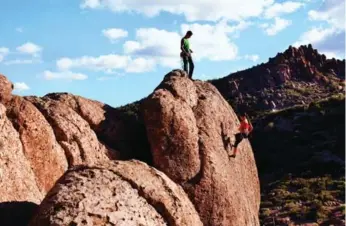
top-left (225, 113), bottom-right (253, 158)
top-left (180, 30), bottom-right (194, 79)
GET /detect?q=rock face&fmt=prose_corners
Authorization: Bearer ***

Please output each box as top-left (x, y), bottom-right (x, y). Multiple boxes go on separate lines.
top-left (0, 74), bottom-right (13, 104)
top-left (25, 96), bottom-right (115, 167)
top-left (0, 75), bottom-right (118, 225)
top-left (43, 92), bottom-right (152, 163)
top-left (6, 96), bottom-right (68, 193)
top-left (142, 70), bottom-right (261, 226)
top-left (0, 71), bottom-right (262, 225)
top-left (0, 103), bottom-right (43, 204)
top-left (30, 160), bottom-right (203, 226)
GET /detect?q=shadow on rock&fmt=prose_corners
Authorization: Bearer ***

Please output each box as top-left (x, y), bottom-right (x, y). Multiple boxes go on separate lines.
top-left (97, 101), bottom-right (153, 165)
top-left (0, 201), bottom-right (38, 226)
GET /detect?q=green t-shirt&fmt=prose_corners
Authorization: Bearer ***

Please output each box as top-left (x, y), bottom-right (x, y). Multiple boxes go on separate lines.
top-left (183, 38), bottom-right (190, 52)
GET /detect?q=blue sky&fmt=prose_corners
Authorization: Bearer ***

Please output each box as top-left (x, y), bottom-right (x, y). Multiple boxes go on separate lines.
top-left (0, 0), bottom-right (344, 107)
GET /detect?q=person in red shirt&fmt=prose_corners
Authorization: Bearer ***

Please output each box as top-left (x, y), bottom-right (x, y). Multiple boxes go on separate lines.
top-left (228, 113), bottom-right (253, 158)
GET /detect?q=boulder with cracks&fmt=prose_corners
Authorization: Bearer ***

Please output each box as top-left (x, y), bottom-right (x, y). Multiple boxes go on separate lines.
top-left (29, 160), bottom-right (203, 226)
top-left (142, 69), bottom-right (261, 226)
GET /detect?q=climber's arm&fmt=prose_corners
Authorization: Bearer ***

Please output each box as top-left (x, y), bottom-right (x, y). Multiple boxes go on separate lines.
top-left (246, 115), bottom-right (254, 133)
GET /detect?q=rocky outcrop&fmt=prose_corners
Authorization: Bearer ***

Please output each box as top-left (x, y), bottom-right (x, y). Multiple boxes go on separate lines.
top-left (0, 103), bottom-right (43, 204)
top-left (0, 70), bottom-right (263, 225)
top-left (6, 96), bottom-right (68, 193)
top-left (42, 93), bottom-right (151, 162)
top-left (142, 70), bottom-right (260, 226)
top-left (0, 75), bottom-right (117, 225)
top-left (0, 74), bottom-right (13, 104)
top-left (42, 93), bottom-right (106, 130)
top-left (211, 45), bottom-right (345, 114)
top-left (30, 160), bottom-right (203, 226)
top-left (25, 96), bottom-right (116, 167)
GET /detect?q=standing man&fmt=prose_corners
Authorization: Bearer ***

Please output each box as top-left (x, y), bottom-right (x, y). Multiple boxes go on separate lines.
top-left (180, 30), bottom-right (194, 79)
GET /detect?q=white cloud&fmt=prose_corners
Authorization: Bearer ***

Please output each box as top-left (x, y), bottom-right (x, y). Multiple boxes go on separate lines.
top-left (263, 17), bottom-right (292, 35)
top-left (16, 27), bottom-right (24, 33)
top-left (0, 47), bottom-right (9, 62)
top-left (293, 26), bottom-right (345, 57)
top-left (16, 42), bottom-right (42, 56)
top-left (43, 70), bottom-right (88, 80)
top-left (321, 51), bottom-right (342, 59)
top-left (244, 54), bottom-right (259, 62)
top-left (295, 0), bottom-right (345, 58)
top-left (13, 82), bottom-right (30, 92)
top-left (181, 21), bottom-right (243, 61)
top-left (80, 0), bottom-right (275, 22)
top-left (293, 27), bottom-right (336, 46)
top-left (264, 1), bottom-right (304, 18)
top-left (294, 0), bottom-right (345, 58)
top-left (122, 21), bottom-right (248, 69)
top-left (124, 28), bottom-right (181, 67)
top-left (308, 0), bottom-right (345, 30)
top-left (56, 58), bottom-right (73, 71)
top-left (124, 28), bottom-right (180, 57)
top-left (102, 28), bottom-right (128, 42)
top-left (125, 57), bottom-right (156, 73)
top-left (56, 54), bottom-right (158, 73)
top-left (124, 21), bottom-right (243, 68)
top-left (57, 55), bottom-right (129, 73)
top-left (81, 0), bottom-right (101, 8)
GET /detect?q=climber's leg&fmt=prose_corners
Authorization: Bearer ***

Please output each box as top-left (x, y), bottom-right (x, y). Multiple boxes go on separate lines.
top-left (230, 133), bottom-right (244, 157)
top-left (224, 136), bottom-right (231, 152)
top-left (182, 56), bottom-right (188, 74)
top-left (188, 56), bottom-right (194, 79)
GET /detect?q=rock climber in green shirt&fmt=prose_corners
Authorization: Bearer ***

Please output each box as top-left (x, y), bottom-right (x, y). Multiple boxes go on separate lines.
top-left (180, 30), bottom-right (194, 79)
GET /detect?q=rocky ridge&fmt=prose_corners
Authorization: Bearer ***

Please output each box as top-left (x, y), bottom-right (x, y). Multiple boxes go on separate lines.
top-left (211, 44), bottom-right (345, 114)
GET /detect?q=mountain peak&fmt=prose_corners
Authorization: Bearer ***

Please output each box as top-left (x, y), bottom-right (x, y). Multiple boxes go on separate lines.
top-left (211, 45), bottom-right (345, 114)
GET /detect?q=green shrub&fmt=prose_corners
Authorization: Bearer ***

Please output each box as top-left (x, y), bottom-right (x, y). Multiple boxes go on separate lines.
top-left (287, 192), bottom-right (300, 200)
top-left (260, 208), bottom-right (271, 218)
top-left (297, 187), bottom-right (315, 201)
top-left (284, 202), bottom-right (299, 211)
top-left (318, 191), bottom-right (335, 202)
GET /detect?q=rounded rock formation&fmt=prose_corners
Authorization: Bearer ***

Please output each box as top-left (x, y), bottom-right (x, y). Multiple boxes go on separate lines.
top-left (26, 96), bottom-right (116, 166)
top-left (142, 70), bottom-right (260, 226)
top-left (0, 74), bottom-right (13, 104)
top-left (30, 160), bottom-right (203, 226)
top-left (0, 103), bottom-right (43, 204)
top-left (6, 96), bottom-right (68, 193)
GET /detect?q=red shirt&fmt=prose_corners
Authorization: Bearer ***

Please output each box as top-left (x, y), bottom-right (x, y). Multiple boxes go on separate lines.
top-left (238, 119), bottom-right (253, 134)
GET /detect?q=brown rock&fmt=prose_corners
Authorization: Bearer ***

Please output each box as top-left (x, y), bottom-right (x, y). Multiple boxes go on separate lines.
top-left (142, 70), bottom-right (260, 226)
top-left (30, 160), bottom-right (203, 226)
top-left (43, 93), bottom-right (106, 130)
top-left (6, 96), bottom-right (68, 193)
top-left (26, 96), bottom-right (116, 167)
top-left (0, 103), bottom-right (42, 204)
top-left (0, 74), bottom-right (13, 104)
top-left (41, 93), bottom-right (150, 162)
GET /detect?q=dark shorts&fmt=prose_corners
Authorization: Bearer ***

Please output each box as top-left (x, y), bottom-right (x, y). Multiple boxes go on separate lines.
top-left (234, 133), bottom-right (248, 147)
